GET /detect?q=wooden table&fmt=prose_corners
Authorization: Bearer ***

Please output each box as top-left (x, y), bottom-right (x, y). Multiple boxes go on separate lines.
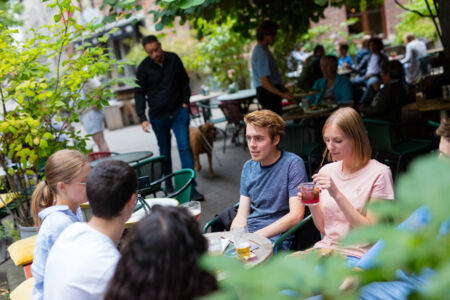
top-left (204, 231), bottom-right (273, 268)
top-left (402, 98), bottom-right (450, 119)
top-left (91, 151), bottom-right (153, 167)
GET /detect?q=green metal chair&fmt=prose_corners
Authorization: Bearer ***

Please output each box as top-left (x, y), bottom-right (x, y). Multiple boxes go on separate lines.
top-left (278, 123), bottom-right (320, 179)
top-left (363, 118), bottom-right (433, 179)
top-left (138, 168), bottom-right (195, 205)
top-left (131, 155), bottom-right (165, 198)
top-left (273, 214), bottom-right (315, 253)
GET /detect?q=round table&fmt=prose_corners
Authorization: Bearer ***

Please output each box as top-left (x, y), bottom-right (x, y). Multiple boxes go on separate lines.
top-left (217, 89), bottom-right (256, 102)
top-left (204, 231), bottom-right (273, 267)
top-left (90, 151), bottom-right (153, 166)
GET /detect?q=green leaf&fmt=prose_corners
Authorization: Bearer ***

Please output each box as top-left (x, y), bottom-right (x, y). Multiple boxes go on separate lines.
top-left (179, 0), bottom-right (205, 9)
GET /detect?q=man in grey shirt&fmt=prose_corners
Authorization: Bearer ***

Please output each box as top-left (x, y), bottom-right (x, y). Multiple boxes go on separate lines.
top-left (251, 20), bottom-right (294, 115)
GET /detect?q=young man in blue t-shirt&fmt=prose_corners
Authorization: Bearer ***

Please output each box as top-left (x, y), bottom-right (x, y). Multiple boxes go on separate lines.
top-left (230, 110), bottom-right (307, 244)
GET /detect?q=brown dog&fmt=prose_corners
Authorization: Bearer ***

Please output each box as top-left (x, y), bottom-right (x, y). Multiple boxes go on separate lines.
top-left (189, 123), bottom-right (216, 176)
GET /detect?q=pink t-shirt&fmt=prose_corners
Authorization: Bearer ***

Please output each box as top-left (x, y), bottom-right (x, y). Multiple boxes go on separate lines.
top-left (314, 159), bottom-right (394, 258)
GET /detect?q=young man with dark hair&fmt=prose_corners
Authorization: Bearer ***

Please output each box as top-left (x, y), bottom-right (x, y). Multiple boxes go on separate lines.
top-left (135, 34), bottom-right (204, 201)
top-left (230, 110), bottom-right (307, 249)
top-left (252, 20), bottom-right (294, 115)
top-left (361, 60), bottom-right (407, 122)
top-left (44, 160), bottom-right (137, 300)
top-left (298, 45), bottom-right (325, 91)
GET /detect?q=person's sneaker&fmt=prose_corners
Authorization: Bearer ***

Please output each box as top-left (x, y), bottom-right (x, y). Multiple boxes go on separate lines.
top-left (191, 188), bottom-right (205, 201)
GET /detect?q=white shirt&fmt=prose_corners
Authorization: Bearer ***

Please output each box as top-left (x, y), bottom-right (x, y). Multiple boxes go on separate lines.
top-left (401, 39), bottom-right (427, 84)
top-left (366, 54), bottom-right (381, 76)
top-left (44, 223), bottom-right (120, 300)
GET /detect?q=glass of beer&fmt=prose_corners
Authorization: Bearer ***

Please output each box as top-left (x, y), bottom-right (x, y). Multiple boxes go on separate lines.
top-left (299, 182), bottom-right (320, 206)
top-left (181, 201), bottom-right (201, 222)
top-left (207, 236), bottom-right (223, 256)
top-left (231, 226), bottom-right (251, 260)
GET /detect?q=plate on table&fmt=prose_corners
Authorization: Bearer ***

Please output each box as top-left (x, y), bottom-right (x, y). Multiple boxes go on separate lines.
top-left (304, 104), bottom-right (337, 114)
top-left (293, 90), bottom-right (321, 98)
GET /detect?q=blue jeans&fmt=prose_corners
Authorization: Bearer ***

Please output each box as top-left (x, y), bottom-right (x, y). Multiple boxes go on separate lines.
top-left (352, 76), bottom-right (379, 105)
top-left (150, 107), bottom-right (196, 187)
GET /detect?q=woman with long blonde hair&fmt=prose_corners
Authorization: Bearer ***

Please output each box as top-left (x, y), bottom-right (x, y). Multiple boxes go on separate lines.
top-left (298, 107), bottom-right (394, 266)
top-left (31, 149), bottom-right (90, 300)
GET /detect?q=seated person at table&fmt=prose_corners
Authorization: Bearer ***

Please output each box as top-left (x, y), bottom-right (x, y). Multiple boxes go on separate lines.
top-left (252, 20), bottom-right (294, 115)
top-left (230, 110), bottom-right (307, 248)
top-left (352, 37), bottom-right (388, 108)
top-left (31, 150), bottom-right (90, 300)
top-left (361, 60), bottom-right (407, 122)
top-left (337, 43), bottom-right (354, 69)
top-left (308, 55), bottom-right (353, 105)
top-left (44, 160), bottom-right (137, 300)
top-left (356, 35), bottom-right (371, 65)
top-left (401, 32), bottom-right (427, 85)
top-left (104, 206), bottom-right (218, 300)
top-left (298, 45), bottom-right (325, 91)
top-left (295, 107), bottom-right (394, 266)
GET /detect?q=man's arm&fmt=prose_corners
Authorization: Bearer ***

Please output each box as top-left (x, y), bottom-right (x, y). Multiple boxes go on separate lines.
top-left (259, 77), bottom-right (294, 100)
top-left (254, 196), bottom-right (304, 238)
top-left (135, 65), bottom-right (149, 130)
top-left (230, 196), bottom-right (251, 229)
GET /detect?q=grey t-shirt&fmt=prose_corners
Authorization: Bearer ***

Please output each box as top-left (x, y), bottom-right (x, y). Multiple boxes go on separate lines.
top-left (240, 151), bottom-right (307, 241)
top-left (251, 44), bottom-right (282, 88)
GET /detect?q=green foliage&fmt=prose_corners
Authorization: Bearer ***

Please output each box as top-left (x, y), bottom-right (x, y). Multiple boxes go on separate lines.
top-left (186, 17), bottom-right (252, 90)
top-left (300, 18), bottom-right (363, 57)
top-left (0, 220), bottom-right (19, 241)
top-left (0, 0), bottom-right (125, 226)
top-left (201, 154), bottom-right (450, 299)
top-left (0, 0), bottom-right (24, 27)
top-left (394, 0), bottom-right (439, 45)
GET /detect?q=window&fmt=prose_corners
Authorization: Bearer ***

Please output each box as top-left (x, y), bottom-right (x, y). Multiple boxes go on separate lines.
top-left (346, 3), bottom-right (386, 37)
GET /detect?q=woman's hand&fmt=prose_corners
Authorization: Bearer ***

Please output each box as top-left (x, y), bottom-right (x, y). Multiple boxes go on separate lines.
top-left (312, 173), bottom-right (340, 199)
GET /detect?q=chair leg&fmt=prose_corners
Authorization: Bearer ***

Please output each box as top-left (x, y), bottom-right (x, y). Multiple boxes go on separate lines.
top-left (395, 155), bottom-right (402, 181)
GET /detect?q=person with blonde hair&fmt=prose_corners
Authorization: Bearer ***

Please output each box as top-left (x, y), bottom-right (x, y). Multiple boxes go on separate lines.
top-left (230, 110), bottom-right (307, 249)
top-left (31, 149), bottom-right (90, 300)
top-left (298, 107), bottom-right (394, 265)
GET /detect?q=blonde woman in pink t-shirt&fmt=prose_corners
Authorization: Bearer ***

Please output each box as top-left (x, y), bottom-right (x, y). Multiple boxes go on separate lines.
top-left (298, 107), bottom-right (394, 265)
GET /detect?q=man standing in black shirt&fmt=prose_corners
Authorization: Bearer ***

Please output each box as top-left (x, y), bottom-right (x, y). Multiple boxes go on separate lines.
top-left (135, 35), bottom-right (204, 201)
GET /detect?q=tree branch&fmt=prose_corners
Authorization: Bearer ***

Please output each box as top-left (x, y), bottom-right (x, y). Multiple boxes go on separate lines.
top-left (393, 0), bottom-right (433, 18)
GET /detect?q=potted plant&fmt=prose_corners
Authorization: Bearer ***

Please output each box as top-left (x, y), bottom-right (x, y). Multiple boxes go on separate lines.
top-left (0, 0), bottom-right (127, 235)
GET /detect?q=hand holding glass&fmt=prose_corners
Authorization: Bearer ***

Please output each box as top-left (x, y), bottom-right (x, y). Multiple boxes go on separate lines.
top-left (299, 182), bottom-right (320, 206)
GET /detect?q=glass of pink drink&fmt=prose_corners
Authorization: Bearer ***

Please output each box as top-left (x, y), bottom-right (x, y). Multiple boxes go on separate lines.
top-left (299, 182), bottom-right (320, 206)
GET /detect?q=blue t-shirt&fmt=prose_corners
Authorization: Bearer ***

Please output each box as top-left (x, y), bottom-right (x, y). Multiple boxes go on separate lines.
top-left (31, 205), bottom-right (83, 300)
top-left (338, 55), bottom-right (354, 67)
top-left (240, 151), bottom-right (307, 241)
top-left (251, 43), bottom-right (282, 88)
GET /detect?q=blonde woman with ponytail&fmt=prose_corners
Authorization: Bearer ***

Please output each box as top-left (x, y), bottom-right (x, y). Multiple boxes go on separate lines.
top-left (31, 150), bottom-right (90, 300)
